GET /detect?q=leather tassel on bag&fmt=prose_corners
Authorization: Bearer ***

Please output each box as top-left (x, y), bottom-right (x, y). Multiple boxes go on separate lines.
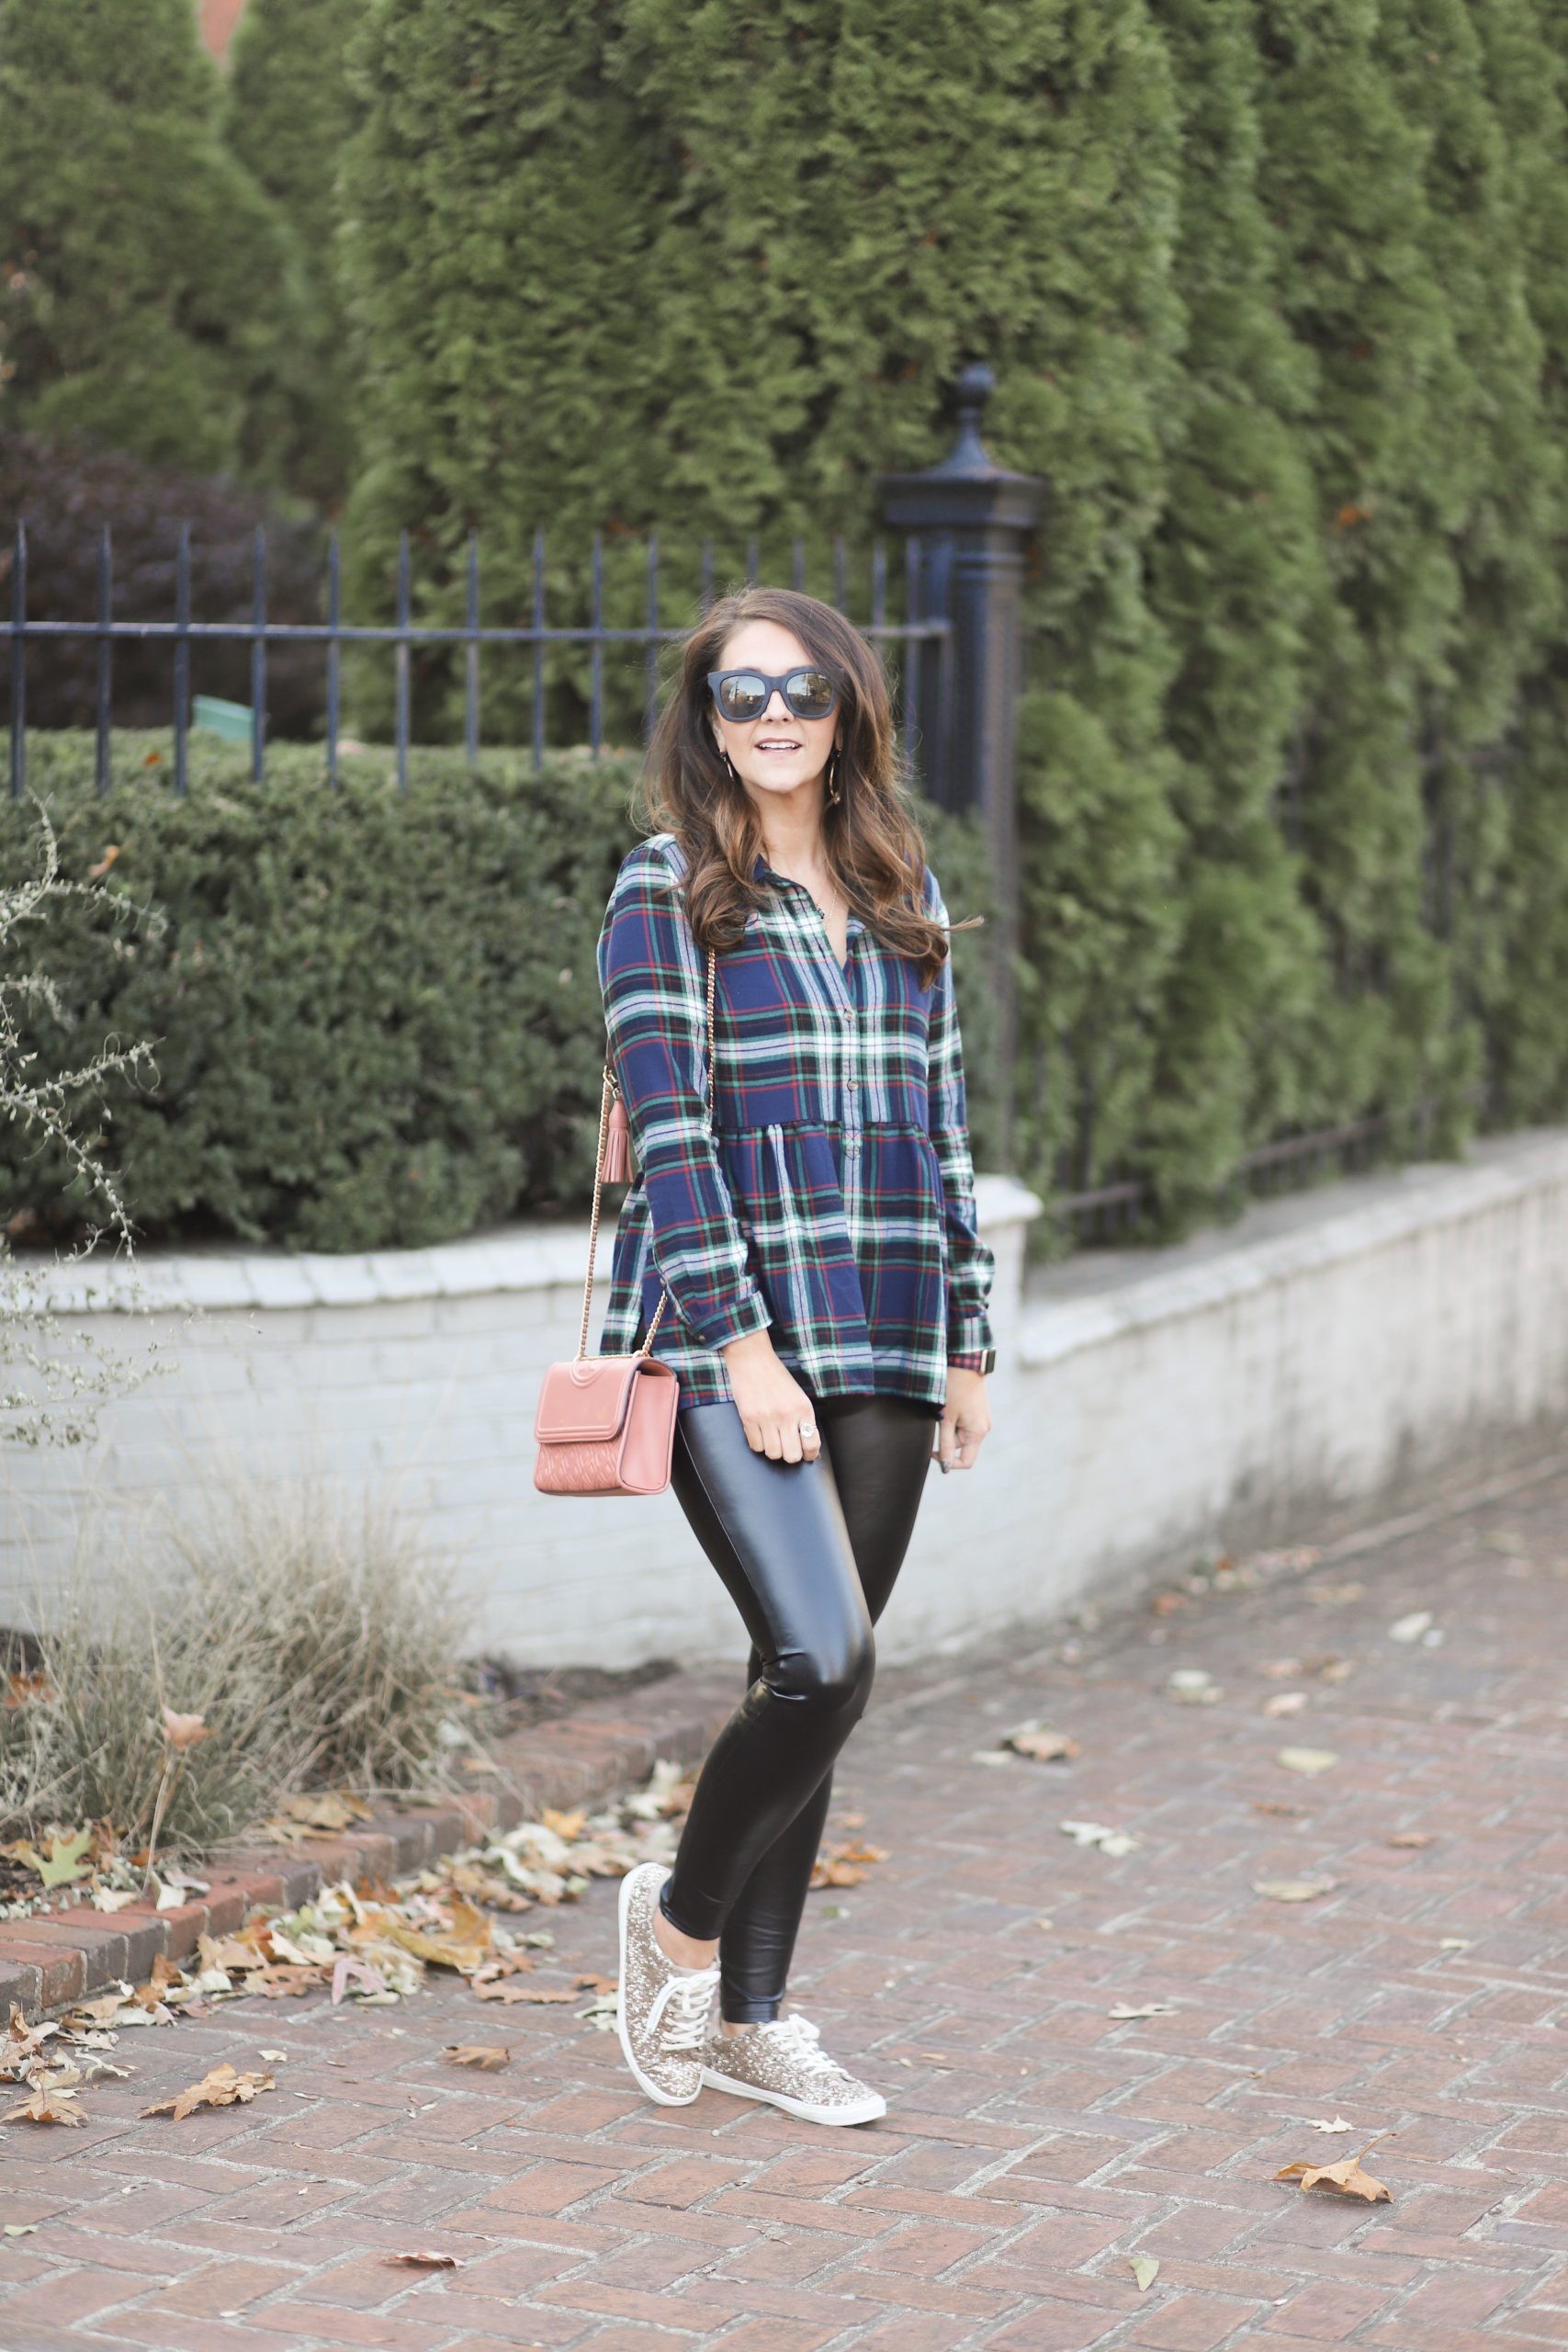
top-left (602, 1091), bottom-right (634, 1183)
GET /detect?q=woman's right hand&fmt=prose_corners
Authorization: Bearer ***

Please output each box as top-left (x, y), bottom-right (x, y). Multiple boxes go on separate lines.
top-left (720, 1330), bottom-right (822, 1464)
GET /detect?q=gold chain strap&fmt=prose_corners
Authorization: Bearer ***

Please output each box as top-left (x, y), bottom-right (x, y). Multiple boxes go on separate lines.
top-left (576, 945), bottom-right (717, 1362)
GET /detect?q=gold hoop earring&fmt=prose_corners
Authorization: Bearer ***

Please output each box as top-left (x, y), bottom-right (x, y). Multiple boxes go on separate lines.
top-left (826, 746), bottom-right (843, 808)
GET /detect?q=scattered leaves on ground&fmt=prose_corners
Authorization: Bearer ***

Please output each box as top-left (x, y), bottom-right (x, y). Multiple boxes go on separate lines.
top-left (442, 2044), bottom-right (510, 2070)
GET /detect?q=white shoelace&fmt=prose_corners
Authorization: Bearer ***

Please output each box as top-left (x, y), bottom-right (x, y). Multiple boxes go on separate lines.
top-left (756, 2013), bottom-right (841, 2078)
top-left (646, 1963), bottom-right (720, 2053)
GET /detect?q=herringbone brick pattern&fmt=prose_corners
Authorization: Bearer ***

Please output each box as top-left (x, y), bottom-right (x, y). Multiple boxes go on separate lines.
top-left (3, 1459), bottom-right (1566, 2350)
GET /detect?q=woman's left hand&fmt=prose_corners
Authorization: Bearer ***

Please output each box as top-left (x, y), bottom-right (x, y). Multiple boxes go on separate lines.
top-left (935, 1366), bottom-right (990, 1473)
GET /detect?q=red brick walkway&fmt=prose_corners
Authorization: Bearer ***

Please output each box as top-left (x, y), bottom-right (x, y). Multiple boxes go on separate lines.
top-left (3, 1458), bottom-right (1566, 2350)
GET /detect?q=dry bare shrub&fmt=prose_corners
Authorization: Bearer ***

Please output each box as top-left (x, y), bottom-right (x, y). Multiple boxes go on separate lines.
top-left (164, 1479), bottom-right (470, 1796)
top-left (5, 1478), bottom-right (470, 1853)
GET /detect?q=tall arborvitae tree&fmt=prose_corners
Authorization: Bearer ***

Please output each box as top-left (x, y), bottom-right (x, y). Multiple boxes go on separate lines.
top-left (0, 0), bottom-right (310, 482)
top-left (1375, 0), bottom-right (1560, 1134)
top-left (1142, 0), bottom-right (1329, 1216)
top-left (1250, 0), bottom-right (1466, 1137)
top-left (1474, 0), bottom-right (1568, 1121)
top-left (338, 0), bottom-right (672, 734)
top-left (224, 0), bottom-right (359, 505)
top-left (618, 0), bottom-right (1190, 1207)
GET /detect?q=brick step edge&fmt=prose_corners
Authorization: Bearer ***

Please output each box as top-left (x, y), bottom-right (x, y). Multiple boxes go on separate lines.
top-left (0, 1666), bottom-right (737, 2021)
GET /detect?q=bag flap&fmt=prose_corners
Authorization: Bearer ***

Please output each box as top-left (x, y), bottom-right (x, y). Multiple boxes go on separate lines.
top-left (535, 1356), bottom-right (642, 1444)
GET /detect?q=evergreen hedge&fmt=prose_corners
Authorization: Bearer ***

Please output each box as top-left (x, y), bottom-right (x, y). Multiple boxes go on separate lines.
top-left (13, 2), bottom-right (1568, 1236)
top-left (0, 740), bottom-right (1000, 1254)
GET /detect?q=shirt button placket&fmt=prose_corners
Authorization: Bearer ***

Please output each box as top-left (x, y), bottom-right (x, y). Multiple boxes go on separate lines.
top-left (841, 1002), bottom-right (861, 1156)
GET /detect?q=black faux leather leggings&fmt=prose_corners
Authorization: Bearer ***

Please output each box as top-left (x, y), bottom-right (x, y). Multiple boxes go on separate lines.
top-left (660, 1392), bottom-right (936, 2022)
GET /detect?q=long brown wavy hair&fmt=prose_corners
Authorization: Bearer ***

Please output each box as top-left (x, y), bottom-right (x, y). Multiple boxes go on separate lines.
top-left (638, 586), bottom-right (974, 988)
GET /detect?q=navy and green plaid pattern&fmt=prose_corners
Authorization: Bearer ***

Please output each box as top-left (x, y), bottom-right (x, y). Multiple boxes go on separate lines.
top-left (595, 832), bottom-right (995, 1413)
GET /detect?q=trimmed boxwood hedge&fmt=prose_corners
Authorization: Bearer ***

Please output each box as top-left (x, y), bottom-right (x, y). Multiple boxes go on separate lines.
top-left (0, 735), bottom-right (1000, 1254)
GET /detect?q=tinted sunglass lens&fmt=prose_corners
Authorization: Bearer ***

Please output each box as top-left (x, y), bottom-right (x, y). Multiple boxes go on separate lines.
top-left (785, 670), bottom-right (836, 718)
top-left (719, 673), bottom-right (769, 719)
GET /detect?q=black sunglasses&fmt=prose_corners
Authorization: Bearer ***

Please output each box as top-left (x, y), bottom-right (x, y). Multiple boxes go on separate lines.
top-left (706, 666), bottom-right (840, 724)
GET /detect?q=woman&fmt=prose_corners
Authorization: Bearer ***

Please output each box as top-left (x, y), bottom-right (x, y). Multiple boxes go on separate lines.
top-left (598, 584), bottom-right (995, 2128)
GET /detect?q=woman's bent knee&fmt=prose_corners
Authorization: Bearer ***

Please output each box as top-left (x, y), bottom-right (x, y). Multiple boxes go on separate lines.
top-left (771, 1629), bottom-right (874, 1720)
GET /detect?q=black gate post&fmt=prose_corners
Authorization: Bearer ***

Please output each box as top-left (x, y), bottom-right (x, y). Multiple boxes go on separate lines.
top-left (879, 363), bottom-right (1042, 1159)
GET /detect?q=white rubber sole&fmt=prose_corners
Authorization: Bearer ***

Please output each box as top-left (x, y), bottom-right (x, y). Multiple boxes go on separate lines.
top-left (615, 1863), bottom-right (702, 2109)
top-left (697, 2064), bottom-right (887, 2127)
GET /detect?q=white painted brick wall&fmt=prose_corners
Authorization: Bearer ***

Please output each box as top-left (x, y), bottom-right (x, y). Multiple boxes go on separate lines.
top-left (5, 1144), bottom-right (1566, 1668)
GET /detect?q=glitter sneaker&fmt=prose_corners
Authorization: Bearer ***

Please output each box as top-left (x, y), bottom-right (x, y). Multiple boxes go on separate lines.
top-left (698, 2012), bottom-right (886, 2126)
top-left (615, 1862), bottom-right (720, 2107)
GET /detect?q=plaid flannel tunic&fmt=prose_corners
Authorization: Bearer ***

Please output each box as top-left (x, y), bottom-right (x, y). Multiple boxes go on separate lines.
top-left (594, 831), bottom-right (995, 1413)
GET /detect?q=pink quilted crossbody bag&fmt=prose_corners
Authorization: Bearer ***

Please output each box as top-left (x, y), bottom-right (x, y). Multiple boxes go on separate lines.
top-left (533, 947), bottom-right (716, 1497)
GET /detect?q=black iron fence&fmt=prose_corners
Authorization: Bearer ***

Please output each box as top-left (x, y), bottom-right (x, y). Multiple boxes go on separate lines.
top-left (6, 518), bottom-right (952, 801)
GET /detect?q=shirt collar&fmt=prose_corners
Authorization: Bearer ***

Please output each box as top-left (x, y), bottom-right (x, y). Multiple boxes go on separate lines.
top-left (751, 854), bottom-right (866, 943)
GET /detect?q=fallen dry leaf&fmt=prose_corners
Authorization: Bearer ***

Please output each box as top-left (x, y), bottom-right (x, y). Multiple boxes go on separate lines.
top-left (473, 1980), bottom-right (577, 2006)
top-left (1388, 1611), bottom-right (1433, 1645)
top-left (141, 2064), bottom-right (276, 2121)
top-left (265, 1791), bottom-right (373, 1837)
top-left (1253, 1877), bottom-right (1337, 1904)
top-left (1006, 1725), bottom-right (1080, 1762)
top-left (1059, 1821), bottom-right (1141, 1859)
top-left (385, 1898), bottom-right (492, 1973)
top-left (1276, 1747), bottom-right (1339, 1777)
top-left (4, 2085), bottom-right (84, 2126)
top-left (160, 1707), bottom-right (210, 1751)
top-left (387, 2250), bottom-right (460, 2269)
top-left (1318, 1659), bottom-right (1356, 1683)
top-left (810, 1840), bottom-right (889, 1891)
top-left (331, 1956), bottom-right (389, 2006)
top-left (1129, 2255), bottom-right (1160, 2291)
top-left (1263, 1691), bottom-right (1308, 1719)
top-left (1253, 1800), bottom-right (1304, 1817)
top-left (1108, 2002), bottom-right (1176, 2020)
top-left (1275, 2139), bottom-right (1392, 2202)
top-left (1167, 1668), bottom-right (1221, 1705)
top-left (443, 2044), bottom-right (511, 2070)
top-left (3, 1669), bottom-right (54, 1709)
top-left (540, 1808), bottom-right (586, 1840)
top-left (3, 1826), bottom-right (94, 1890)
top-left (1307, 2116), bottom-right (1356, 2133)
top-left (1388, 1831), bottom-right (1433, 1849)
